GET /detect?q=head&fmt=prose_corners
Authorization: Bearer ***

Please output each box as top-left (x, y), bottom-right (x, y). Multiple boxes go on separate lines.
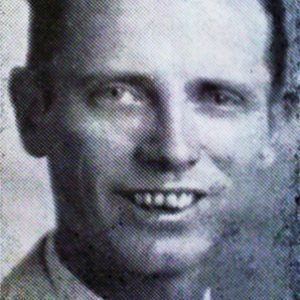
top-left (11, 0), bottom-right (293, 277)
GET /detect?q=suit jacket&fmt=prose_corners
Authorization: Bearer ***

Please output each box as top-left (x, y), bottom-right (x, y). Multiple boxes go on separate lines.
top-left (1, 237), bottom-right (56, 299)
top-left (1, 233), bottom-right (104, 300)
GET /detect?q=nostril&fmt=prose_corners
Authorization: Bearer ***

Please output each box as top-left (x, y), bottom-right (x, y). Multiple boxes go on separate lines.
top-left (133, 144), bottom-right (200, 172)
top-left (158, 155), bottom-right (198, 171)
top-left (189, 159), bottom-right (197, 167)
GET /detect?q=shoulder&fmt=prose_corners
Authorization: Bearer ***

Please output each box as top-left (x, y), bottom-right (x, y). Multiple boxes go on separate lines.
top-left (0, 235), bottom-right (56, 300)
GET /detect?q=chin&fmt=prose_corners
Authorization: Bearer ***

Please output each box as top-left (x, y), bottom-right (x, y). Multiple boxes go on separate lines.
top-left (108, 231), bottom-right (215, 276)
top-left (129, 256), bottom-right (199, 276)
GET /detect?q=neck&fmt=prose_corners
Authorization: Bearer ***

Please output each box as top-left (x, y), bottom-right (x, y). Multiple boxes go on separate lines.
top-left (115, 270), bottom-right (209, 300)
top-left (55, 230), bottom-right (210, 300)
top-left (93, 269), bottom-right (210, 300)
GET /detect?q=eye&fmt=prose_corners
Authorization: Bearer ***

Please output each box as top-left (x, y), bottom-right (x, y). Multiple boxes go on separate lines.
top-left (190, 87), bottom-right (248, 117)
top-left (90, 84), bottom-right (144, 108)
top-left (208, 90), bottom-right (244, 107)
top-left (104, 85), bottom-right (142, 105)
top-left (106, 86), bottom-right (126, 100)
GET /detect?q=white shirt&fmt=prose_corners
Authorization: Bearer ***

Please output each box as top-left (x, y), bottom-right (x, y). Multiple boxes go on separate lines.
top-left (46, 232), bottom-right (211, 300)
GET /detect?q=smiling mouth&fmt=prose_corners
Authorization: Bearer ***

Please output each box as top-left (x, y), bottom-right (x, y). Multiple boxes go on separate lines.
top-left (115, 189), bottom-right (207, 213)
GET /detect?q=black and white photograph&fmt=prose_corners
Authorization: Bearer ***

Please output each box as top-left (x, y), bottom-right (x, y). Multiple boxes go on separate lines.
top-left (1, 1), bottom-right (300, 299)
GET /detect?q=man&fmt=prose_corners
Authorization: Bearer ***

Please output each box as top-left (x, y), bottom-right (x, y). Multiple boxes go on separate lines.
top-left (1, 0), bottom-right (296, 299)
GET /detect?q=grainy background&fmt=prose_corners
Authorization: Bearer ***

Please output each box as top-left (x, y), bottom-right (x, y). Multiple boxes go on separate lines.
top-left (1, 0), bottom-right (55, 281)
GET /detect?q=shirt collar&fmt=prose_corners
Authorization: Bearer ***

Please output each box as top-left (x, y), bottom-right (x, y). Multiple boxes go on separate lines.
top-left (45, 232), bottom-right (211, 300)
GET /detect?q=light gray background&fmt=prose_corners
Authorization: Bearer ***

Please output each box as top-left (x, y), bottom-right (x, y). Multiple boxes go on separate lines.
top-left (1, 0), bottom-right (55, 281)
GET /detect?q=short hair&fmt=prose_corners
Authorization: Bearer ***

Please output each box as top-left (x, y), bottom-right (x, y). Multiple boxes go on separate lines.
top-left (27, 0), bottom-right (288, 86)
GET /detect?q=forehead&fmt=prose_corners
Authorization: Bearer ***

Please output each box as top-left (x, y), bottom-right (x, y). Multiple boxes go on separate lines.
top-left (52, 0), bottom-right (271, 82)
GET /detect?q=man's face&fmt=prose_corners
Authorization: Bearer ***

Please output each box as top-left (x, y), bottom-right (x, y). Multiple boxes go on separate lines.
top-left (41, 0), bottom-right (279, 275)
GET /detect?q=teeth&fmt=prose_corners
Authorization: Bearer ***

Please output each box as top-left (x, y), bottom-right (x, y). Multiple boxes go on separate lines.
top-left (166, 193), bottom-right (178, 208)
top-left (154, 193), bottom-right (164, 206)
top-left (135, 194), bottom-right (144, 205)
top-left (178, 194), bottom-right (193, 208)
top-left (131, 192), bottom-right (199, 211)
top-left (145, 193), bottom-right (152, 206)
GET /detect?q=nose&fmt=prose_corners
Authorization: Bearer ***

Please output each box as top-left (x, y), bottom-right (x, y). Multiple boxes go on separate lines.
top-left (134, 99), bottom-right (199, 173)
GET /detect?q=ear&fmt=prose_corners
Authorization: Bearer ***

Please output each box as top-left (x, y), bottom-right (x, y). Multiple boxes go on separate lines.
top-left (10, 67), bottom-right (51, 157)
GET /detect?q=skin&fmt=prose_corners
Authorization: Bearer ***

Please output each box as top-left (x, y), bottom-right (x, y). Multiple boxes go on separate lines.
top-left (11, 0), bottom-right (294, 299)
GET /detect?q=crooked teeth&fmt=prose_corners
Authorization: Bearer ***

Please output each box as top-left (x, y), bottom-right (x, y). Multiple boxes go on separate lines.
top-left (132, 192), bottom-right (196, 211)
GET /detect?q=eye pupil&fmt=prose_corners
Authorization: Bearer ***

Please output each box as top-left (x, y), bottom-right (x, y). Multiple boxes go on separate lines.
top-left (213, 92), bottom-right (233, 105)
top-left (214, 93), bottom-right (224, 104)
top-left (111, 87), bottom-right (119, 97)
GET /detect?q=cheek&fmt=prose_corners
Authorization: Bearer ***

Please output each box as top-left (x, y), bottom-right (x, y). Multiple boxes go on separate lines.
top-left (87, 106), bottom-right (156, 145)
top-left (57, 104), bottom-right (156, 175)
top-left (192, 112), bottom-right (269, 166)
